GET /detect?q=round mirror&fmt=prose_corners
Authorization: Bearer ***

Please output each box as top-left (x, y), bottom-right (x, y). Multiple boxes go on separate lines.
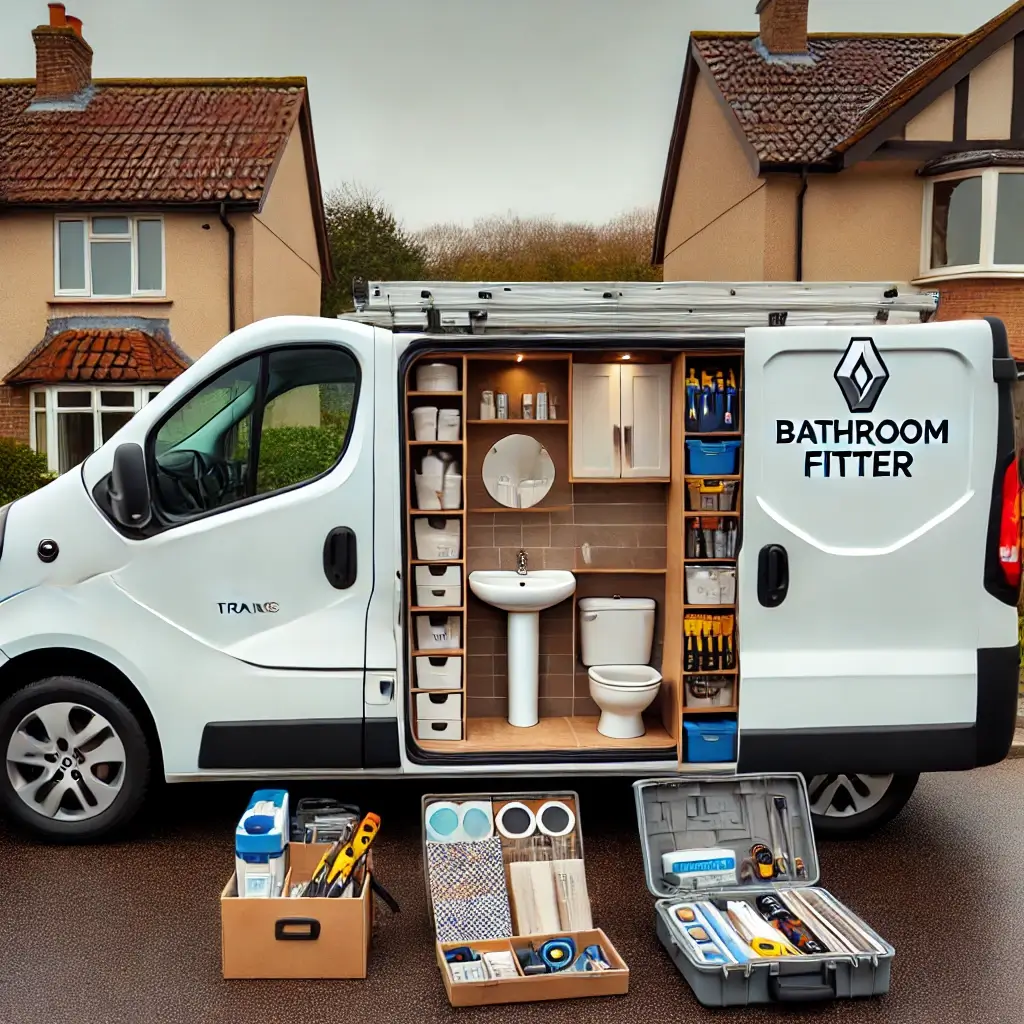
top-left (482, 434), bottom-right (555, 509)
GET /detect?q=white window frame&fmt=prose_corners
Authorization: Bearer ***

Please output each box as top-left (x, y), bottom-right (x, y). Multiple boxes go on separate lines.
top-left (919, 168), bottom-right (1024, 281)
top-left (53, 214), bottom-right (166, 298)
top-left (30, 385), bottom-right (164, 474)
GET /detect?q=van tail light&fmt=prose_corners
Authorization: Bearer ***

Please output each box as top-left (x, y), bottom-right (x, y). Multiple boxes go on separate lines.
top-left (998, 456), bottom-right (1021, 591)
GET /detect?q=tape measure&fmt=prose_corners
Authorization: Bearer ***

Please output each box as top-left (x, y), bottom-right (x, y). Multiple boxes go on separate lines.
top-left (749, 937), bottom-right (791, 958)
top-left (539, 937), bottom-right (577, 972)
top-left (750, 843), bottom-right (775, 880)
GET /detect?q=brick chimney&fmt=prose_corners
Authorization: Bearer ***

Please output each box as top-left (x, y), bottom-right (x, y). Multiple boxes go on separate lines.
top-left (32, 3), bottom-right (93, 103)
top-left (757, 0), bottom-right (809, 56)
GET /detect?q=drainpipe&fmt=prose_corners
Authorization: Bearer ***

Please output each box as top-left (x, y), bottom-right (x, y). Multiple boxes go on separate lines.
top-left (795, 167), bottom-right (809, 282)
top-left (218, 202), bottom-right (236, 333)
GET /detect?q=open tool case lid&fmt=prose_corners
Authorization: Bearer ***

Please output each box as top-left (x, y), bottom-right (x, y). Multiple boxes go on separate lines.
top-left (421, 791), bottom-right (587, 929)
top-left (633, 774), bottom-right (820, 900)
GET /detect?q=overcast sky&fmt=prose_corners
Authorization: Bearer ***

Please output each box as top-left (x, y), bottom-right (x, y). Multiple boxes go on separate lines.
top-left (0, 0), bottom-right (1012, 228)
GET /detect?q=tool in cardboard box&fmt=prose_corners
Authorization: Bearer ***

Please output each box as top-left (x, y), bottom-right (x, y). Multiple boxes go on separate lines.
top-left (291, 797), bottom-right (360, 843)
top-left (445, 946), bottom-right (481, 963)
top-left (572, 944), bottom-right (611, 972)
top-left (324, 812), bottom-right (381, 897)
top-left (539, 936), bottom-right (577, 972)
top-left (515, 942), bottom-right (549, 976)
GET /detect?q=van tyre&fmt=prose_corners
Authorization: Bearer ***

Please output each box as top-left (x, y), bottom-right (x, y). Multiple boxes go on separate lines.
top-left (0, 676), bottom-right (150, 842)
top-left (806, 773), bottom-right (919, 839)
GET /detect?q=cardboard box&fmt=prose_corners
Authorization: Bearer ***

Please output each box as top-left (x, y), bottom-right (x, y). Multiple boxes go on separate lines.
top-left (437, 930), bottom-right (629, 1006)
top-left (423, 791), bottom-right (629, 1007)
top-left (221, 842), bottom-right (372, 979)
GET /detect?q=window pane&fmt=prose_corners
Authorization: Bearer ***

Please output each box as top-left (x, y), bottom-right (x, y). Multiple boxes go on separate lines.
top-left (56, 391), bottom-right (91, 408)
top-left (57, 412), bottom-right (94, 474)
top-left (256, 348), bottom-right (359, 495)
top-left (58, 220), bottom-right (86, 291)
top-left (148, 390), bottom-right (162, 403)
top-left (90, 240), bottom-right (132, 295)
top-left (154, 358), bottom-right (260, 517)
top-left (931, 176), bottom-right (983, 268)
top-left (34, 411), bottom-right (47, 455)
top-left (136, 220), bottom-right (163, 291)
top-left (92, 216), bottom-right (130, 236)
top-left (101, 411), bottom-right (134, 443)
top-left (995, 174), bottom-right (1024, 265)
top-left (31, 391), bottom-right (46, 410)
top-left (99, 390), bottom-right (135, 407)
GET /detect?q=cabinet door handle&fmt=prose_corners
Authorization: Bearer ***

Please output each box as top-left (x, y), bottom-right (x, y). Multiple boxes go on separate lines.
top-left (624, 425), bottom-right (633, 467)
top-left (613, 423), bottom-right (621, 452)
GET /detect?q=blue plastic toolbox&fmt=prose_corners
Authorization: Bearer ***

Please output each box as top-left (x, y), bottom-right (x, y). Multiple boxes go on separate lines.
top-left (633, 775), bottom-right (894, 1007)
top-left (686, 439), bottom-right (740, 475)
top-left (683, 717), bottom-right (737, 763)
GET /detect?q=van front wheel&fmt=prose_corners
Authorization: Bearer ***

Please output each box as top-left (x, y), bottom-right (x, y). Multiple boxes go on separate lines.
top-left (806, 773), bottom-right (919, 839)
top-left (0, 676), bottom-right (150, 842)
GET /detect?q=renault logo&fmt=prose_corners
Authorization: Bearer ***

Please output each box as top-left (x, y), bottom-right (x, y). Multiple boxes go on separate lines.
top-left (834, 337), bottom-right (889, 414)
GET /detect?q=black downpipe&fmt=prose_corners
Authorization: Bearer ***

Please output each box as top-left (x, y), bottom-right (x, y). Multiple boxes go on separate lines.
top-left (219, 202), bottom-right (236, 333)
top-left (795, 167), bottom-right (809, 282)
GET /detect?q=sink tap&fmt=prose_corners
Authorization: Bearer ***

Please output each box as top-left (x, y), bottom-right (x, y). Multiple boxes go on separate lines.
top-left (516, 550), bottom-right (528, 576)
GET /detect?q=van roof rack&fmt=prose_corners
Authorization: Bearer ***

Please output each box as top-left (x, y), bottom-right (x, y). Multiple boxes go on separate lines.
top-left (340, 280), bottom-right (939, 336)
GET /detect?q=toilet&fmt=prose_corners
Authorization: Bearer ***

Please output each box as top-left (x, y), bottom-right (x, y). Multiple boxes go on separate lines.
top-left (578, 597), bottom-right (662, 739)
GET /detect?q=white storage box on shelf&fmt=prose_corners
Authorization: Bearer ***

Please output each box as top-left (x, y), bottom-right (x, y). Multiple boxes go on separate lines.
top-left (415, 565), bottom-right (462, 608)
top-left (437, 409), bottom-right (461, 440)
top-left (414, 518), bottom-right (461, 560)
top-left (412, 406), bottom-right (439, 441)
top-left (416, 692), bottom-right (463, 720)
top-left (685, 567), bottom-right (736, 605)
top-left (416, 363), bottom-right (459, 392)
top-left (416, 614), bottom-right (462, 651)
top-left (417, 719), bottom-right (463, 742)
top-left (415, 655), bottom-right (463, 690)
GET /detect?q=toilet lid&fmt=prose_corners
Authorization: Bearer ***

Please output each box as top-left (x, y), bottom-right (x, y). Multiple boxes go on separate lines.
top-left (588, 666), bottom-right (662, 689)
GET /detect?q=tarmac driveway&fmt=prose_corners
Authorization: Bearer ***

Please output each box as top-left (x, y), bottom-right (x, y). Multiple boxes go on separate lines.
top-left (0, 761), bottom-right (1021, 1024)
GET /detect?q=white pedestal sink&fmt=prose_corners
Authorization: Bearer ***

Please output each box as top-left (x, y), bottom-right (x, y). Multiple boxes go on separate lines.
top-left (468, 569), bottom-right (577, 728)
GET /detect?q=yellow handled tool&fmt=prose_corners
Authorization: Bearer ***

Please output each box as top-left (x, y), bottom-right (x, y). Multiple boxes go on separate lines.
top-left (324, 812), bottom-right (381, 896)
top-left (750, 937), bottom-right (793, 958)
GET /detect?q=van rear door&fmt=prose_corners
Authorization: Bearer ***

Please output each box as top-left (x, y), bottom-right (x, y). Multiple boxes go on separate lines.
top-left (737, 319), bottom-right (1019, 775)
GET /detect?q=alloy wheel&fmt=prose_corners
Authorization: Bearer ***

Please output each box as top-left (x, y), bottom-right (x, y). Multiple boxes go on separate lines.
top-left (806, 773), bottom-right (895, 818)
top-left (6, 701), bottom-right (126, 822)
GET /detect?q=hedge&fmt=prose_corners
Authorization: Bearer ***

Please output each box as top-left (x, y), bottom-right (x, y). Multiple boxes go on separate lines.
top-left (0, 439), bottom-right (53, 505)
top-left (257, 425), bottom-right (348, 493)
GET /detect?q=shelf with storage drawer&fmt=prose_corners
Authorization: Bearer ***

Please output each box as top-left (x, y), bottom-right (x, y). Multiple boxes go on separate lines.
top-left (406, 354), bottom-right (470, 752)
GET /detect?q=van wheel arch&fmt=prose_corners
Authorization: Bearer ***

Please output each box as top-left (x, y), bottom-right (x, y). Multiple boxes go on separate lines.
top-left (0, 648), bottom-right (163, 779)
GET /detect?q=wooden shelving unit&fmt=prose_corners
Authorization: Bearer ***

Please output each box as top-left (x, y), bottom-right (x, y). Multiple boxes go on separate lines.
top-left (666, 350), bottom-right (743, 766)
top-left (405, 354), bottom-right (469, 747)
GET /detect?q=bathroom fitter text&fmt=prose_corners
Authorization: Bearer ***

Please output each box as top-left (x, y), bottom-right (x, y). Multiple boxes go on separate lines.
top-left (776, 418), bottom-right (950, 478)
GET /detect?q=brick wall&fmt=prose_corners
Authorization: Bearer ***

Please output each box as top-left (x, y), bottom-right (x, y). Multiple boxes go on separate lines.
top-left (0, 387), bottom-right (30, 444)
top-left (935, 279), bottom-right (1024, 360)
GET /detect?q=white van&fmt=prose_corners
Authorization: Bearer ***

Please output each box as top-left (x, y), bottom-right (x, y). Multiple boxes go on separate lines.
top-left (0, 281), bottom-right (1018, 842)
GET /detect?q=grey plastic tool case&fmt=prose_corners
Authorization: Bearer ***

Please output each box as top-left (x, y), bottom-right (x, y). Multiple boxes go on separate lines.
top-left (634, 774), bottom-right (894, 1008)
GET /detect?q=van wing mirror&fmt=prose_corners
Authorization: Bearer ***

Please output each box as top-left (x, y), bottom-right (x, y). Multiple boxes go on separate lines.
top-left (110, 442), bottom-right (152, 529)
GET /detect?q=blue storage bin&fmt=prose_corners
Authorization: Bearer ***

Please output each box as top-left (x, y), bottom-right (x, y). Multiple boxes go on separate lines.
top-left (683, 717), bottom-right (737, 763)
top-left (686, 439), bottom-right (741, 475)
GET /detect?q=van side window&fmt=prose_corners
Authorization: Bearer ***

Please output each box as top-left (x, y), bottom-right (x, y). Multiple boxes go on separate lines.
top-left (256, 348), bottom-right (358, 495)
top-left (151, 347), bottom-right (359, 520)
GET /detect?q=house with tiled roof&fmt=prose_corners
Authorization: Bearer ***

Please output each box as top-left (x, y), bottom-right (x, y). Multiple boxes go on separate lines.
top-left (0, 4), bottom-right (332, 473)
top-left (654, 0), bottom-right (1024, 358)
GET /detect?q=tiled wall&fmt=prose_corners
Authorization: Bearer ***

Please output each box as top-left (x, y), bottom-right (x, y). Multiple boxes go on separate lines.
top-left (465, 483), bottom-right (668, 718)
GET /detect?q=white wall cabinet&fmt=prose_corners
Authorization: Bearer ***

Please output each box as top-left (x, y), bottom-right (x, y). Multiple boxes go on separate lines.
top-left (571, 362), bottom-right (671, 480)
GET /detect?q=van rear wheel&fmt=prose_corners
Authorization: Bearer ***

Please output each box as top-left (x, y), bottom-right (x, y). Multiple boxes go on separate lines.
top-left (806, 773), bottom-right (918, 839)
top-left (0, 676), bottom-right (150, 842)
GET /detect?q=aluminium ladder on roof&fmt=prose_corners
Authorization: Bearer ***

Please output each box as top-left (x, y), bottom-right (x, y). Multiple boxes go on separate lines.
top-left (339, 280), bottom-right (940, 336)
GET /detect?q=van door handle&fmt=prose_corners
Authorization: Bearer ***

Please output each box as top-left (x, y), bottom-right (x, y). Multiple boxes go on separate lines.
top-left (323, 527), bottom-right (357, 589)
top-left (757, 543), bottom-right (789, 607)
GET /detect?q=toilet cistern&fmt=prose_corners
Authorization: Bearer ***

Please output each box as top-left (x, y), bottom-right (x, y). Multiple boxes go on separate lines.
top-left (467, 569), bottom-right (576, 728)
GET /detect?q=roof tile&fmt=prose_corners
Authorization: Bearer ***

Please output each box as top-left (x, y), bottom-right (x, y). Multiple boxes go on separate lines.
top-left (0, 80), bottom-right (305, 205)
top-left (693, 34), bottom-right (954, 166)
top-left (6, 327), bottom-right (190, 384)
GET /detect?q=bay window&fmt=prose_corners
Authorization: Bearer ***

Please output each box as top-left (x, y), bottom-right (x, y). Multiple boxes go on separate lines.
top-left (923, 169), bottom-right (1024, 277)
top-left (31, 386), bottom-right (163, 475)
top-left (55, 215), bottom-right (165, 297)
